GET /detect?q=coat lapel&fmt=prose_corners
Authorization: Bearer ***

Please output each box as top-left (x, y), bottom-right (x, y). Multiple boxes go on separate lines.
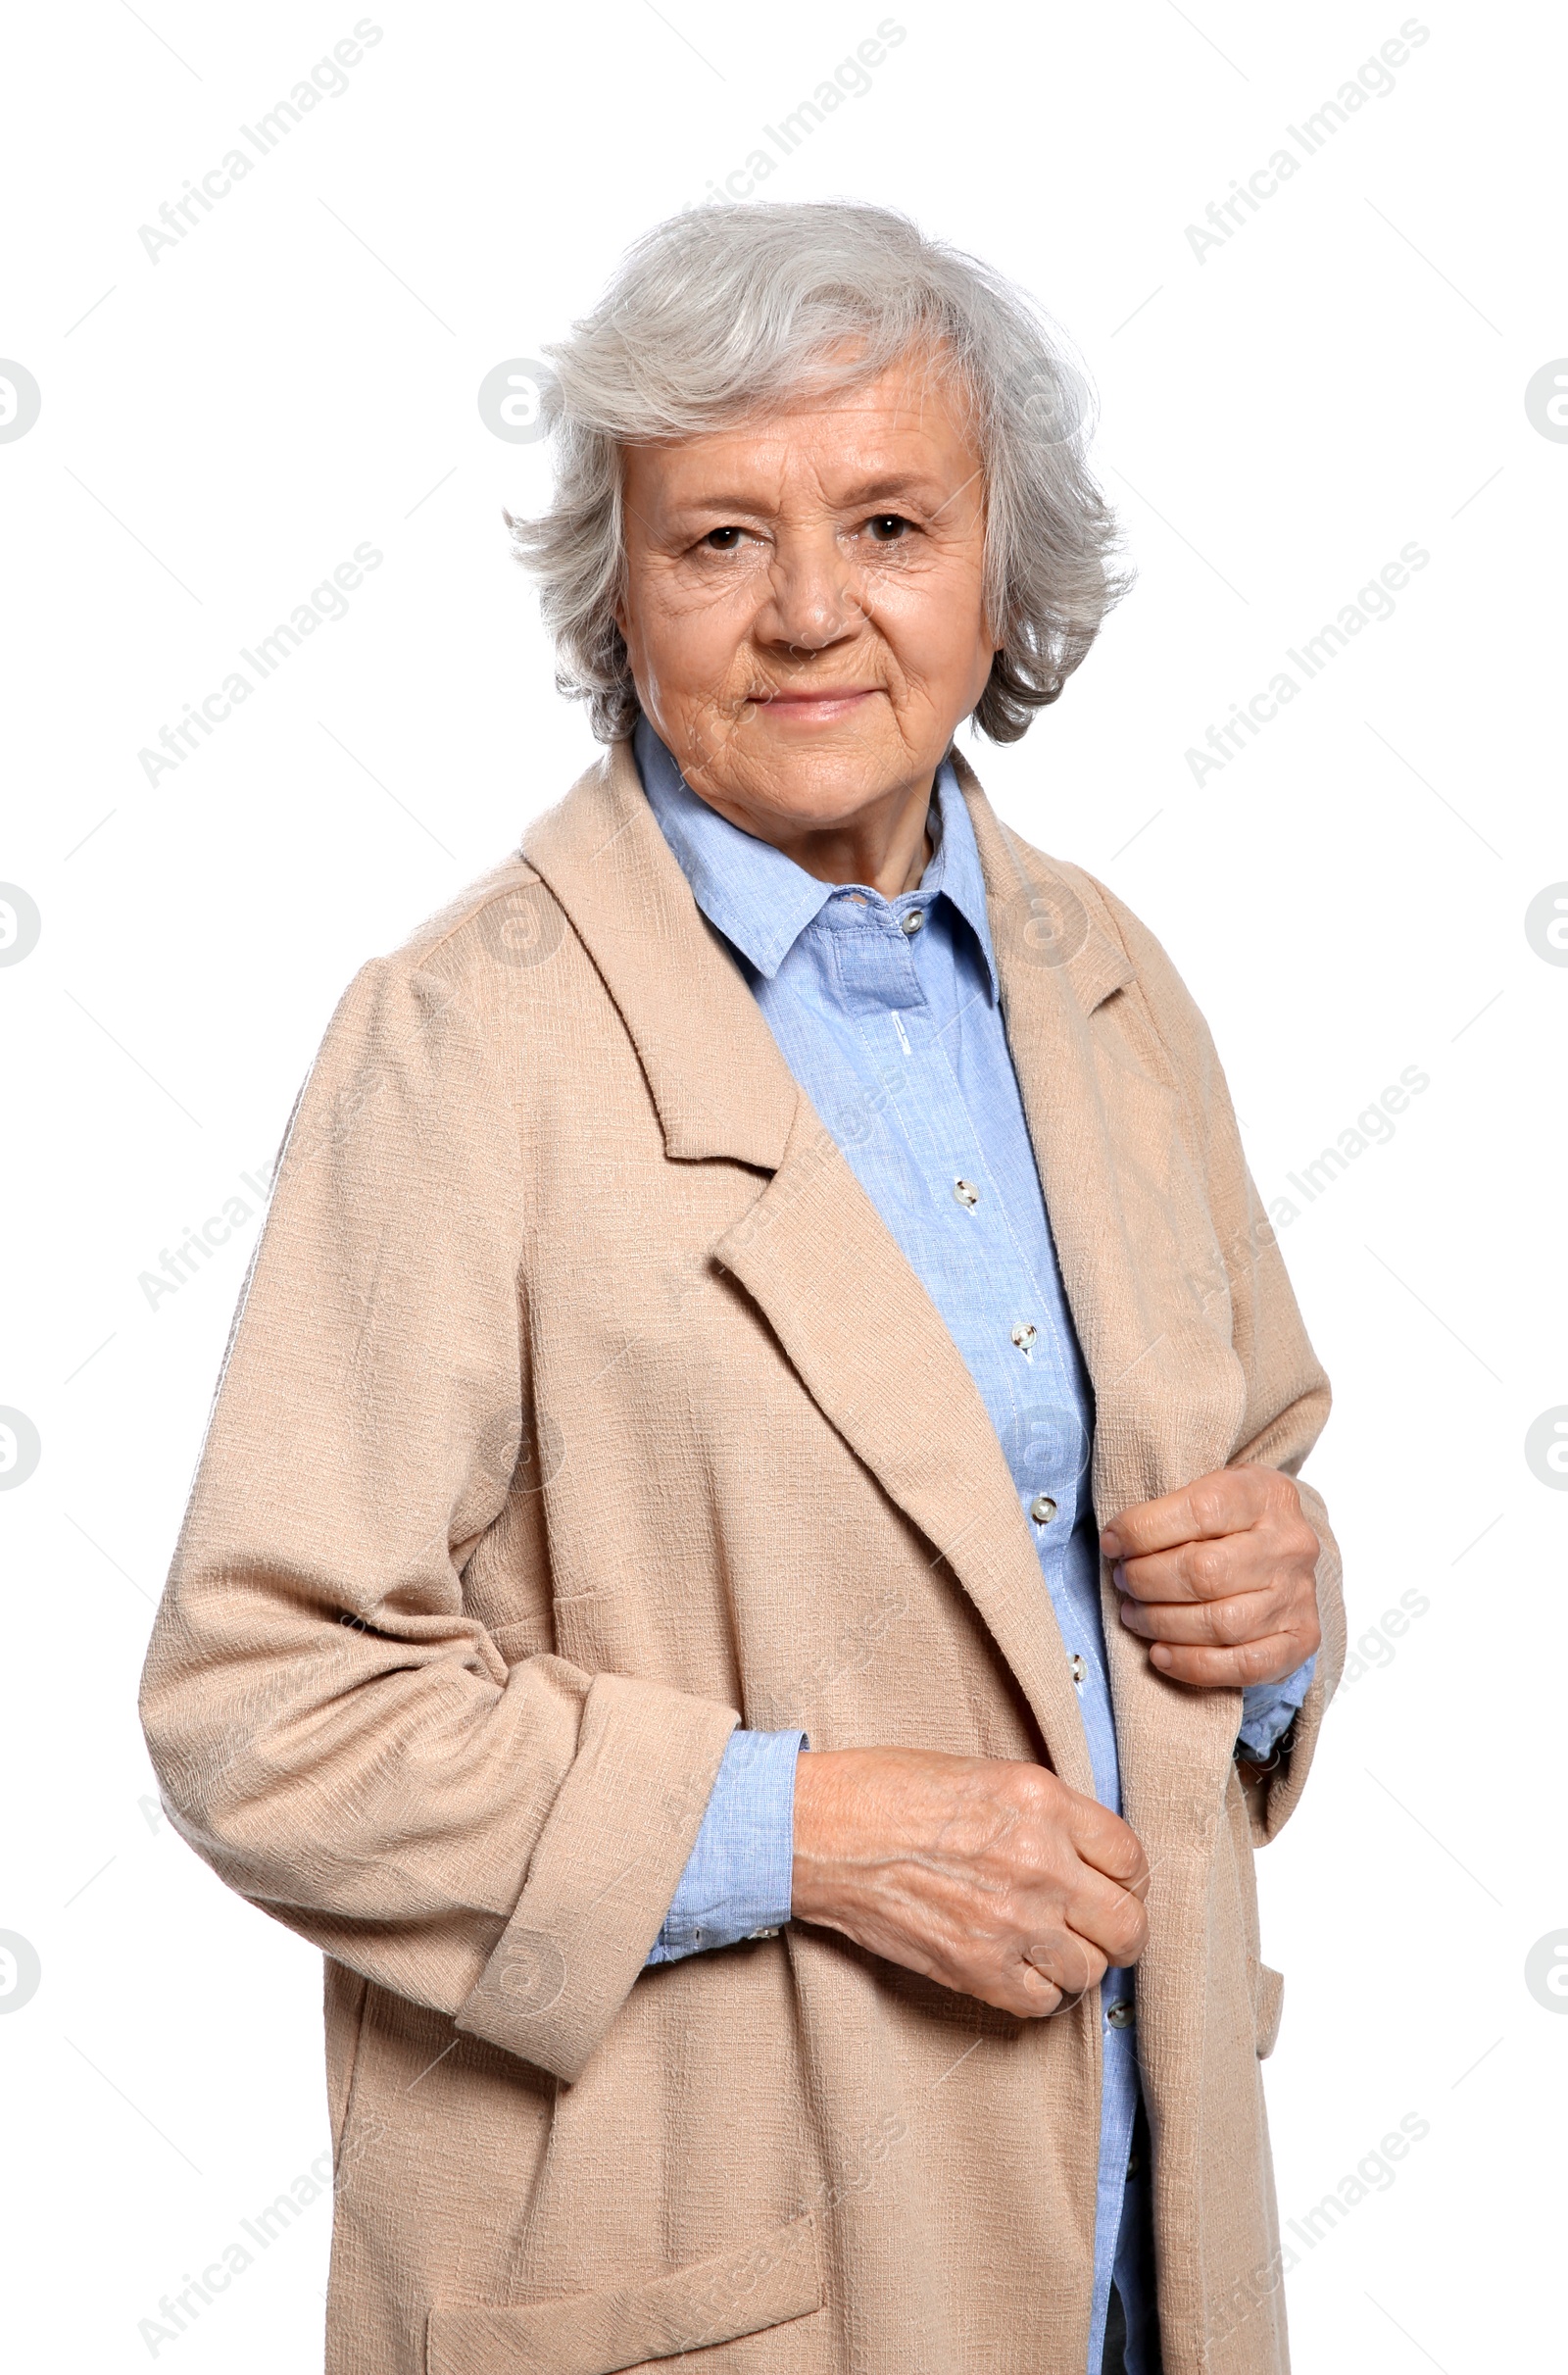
top-left (522, 744), bottom-right (1095, 1791)
top-left (713, 1098), bottom-right (1098, 1796)
top-left (956, 755), bottom-right (1250, 1848)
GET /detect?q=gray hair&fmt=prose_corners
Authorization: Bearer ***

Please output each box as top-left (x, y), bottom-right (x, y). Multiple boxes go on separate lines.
top-left (511, 200), bottom-right (1128, 743)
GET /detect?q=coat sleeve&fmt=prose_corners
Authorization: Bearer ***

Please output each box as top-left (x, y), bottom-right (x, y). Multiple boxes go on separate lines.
top-left (1074, 871), bottom-right (1347, 1846)
top-left (138, 942), bottom-right (738, 2083)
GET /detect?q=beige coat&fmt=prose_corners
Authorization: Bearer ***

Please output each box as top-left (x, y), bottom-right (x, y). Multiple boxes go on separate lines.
top-left (140, 741), bottom-right (1344, 2375)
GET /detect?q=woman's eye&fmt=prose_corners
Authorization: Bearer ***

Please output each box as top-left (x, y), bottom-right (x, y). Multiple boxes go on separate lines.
top-left (702, 526), bottom-right (745, 550)
top-left (865, 513), bottom-right (912, 541)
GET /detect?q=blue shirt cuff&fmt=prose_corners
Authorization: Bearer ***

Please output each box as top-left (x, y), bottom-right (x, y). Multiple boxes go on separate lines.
top-left (645, 1728), bottom-right (808, 1965)
top-left (1237, 1654), bottom-right (1317, 1758)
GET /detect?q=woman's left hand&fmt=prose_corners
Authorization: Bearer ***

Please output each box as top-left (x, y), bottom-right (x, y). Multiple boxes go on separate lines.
top-left (1101, 1465), bottom-right (1321, 1687)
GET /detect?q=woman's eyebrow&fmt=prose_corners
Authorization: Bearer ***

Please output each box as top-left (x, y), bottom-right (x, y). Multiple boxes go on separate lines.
top-left (829, 472), bottom-right (953, 508)
top-left (665, 471), bottom-right (966, 518)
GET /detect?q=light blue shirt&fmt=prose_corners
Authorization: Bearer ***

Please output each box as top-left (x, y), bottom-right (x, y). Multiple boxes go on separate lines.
top-left (636, 718), bottom-right (1311, 2370)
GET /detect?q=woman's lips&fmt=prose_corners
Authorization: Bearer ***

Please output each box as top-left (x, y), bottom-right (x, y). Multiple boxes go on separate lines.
top-left (750, 687), bottom-right (878, 720)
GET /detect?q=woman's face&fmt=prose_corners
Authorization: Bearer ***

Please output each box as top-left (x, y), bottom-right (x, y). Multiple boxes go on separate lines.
top-left (616, 352), bottom-right (996, 845)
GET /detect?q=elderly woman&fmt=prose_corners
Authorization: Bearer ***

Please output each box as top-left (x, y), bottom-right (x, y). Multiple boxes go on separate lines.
top-left (141, 203), bottom-right (1343, 2375)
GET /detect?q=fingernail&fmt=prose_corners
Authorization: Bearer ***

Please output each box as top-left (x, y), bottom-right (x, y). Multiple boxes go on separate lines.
top-left (1100, 1528), bottom-right (1121, 1557)
top-left (1151, 1645), bottom-right (1172, 1669)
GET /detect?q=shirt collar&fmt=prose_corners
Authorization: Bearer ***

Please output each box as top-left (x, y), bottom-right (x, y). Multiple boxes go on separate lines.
top-left (632, 715), bottom-right (1000, 1000)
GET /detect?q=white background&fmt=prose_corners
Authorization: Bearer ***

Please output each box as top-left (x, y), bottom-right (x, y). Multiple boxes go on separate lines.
top-left (3, 2), bottom-right (1564, 2367)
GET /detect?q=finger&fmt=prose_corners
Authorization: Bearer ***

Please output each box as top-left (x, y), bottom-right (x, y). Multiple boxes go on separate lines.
top-left (1095, 1919), bottom-right (1148, 1972)
top-left (1024, 1934), bottom-right (1104, 2000)
top-left (1059, 1795), bottom-right (1151, 1894)
top-left (922, 1954), bottom-right (1066, 2022)
top-left (1112, 1534), bottom-right (1268, 1606)
top-left (1051, 1841), bottom-right (1151, 1962)
top-left (1145, 1632), bottom-right (1303, 1688)
top-left (1014, 1963), bottom-right (1065, 2017)
top-left (1118, 1588), bottom-right (1282, 1648)
top-left (1062, 1871), bottom-right (1150, 1966)
top-left (1101, 1466), bottom-right (1273, 1562)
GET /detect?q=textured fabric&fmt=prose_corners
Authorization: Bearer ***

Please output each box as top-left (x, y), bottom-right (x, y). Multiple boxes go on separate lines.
top-left (139, 736), bottom-right (1344, 2375)
top-left (1234, 1664), bottom-right (1314, 1758)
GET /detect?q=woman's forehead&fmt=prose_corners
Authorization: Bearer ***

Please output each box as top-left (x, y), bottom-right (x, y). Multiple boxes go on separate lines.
top-left (623, 365), bottom-right (982, 499)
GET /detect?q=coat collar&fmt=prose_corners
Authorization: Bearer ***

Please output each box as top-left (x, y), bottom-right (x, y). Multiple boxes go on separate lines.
top-left (948, 749), bottom-right (1134, 1021)
top-left (521, 740), bottom-right (800, 1169)
top-left (520, 736), bottom-right (1132, 1172)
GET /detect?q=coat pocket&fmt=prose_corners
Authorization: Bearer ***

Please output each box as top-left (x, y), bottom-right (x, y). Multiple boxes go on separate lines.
top-left (425, 2211), bottom-right (824, 2374)
top-left (1251, 1957), bottom-right (1285, 2059)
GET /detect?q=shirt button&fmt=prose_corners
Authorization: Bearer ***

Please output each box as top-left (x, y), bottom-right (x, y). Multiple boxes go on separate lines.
top-left (1030, 1493), bottom-right (1057, 1524)
top-left (900, 909), bottom-right (924, 936)
top-left (1069, 1653), bottom-right (1088, 1685)
top-left (1010, 1322), bottom-right (1037, 1353)
top-left (953, 1178), bottom-right (979, 1209)
top-left (1106, 2002), bottom-right (1135, 2030)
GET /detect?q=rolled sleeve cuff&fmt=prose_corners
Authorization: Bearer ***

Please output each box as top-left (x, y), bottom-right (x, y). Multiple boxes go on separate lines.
top-left (646, 1728), bottom-right (808, 1965)
top-left (1238, 1653), bottom-right (1317, 1759)
top-left (453, 1671), bottom-right (739, 2082)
